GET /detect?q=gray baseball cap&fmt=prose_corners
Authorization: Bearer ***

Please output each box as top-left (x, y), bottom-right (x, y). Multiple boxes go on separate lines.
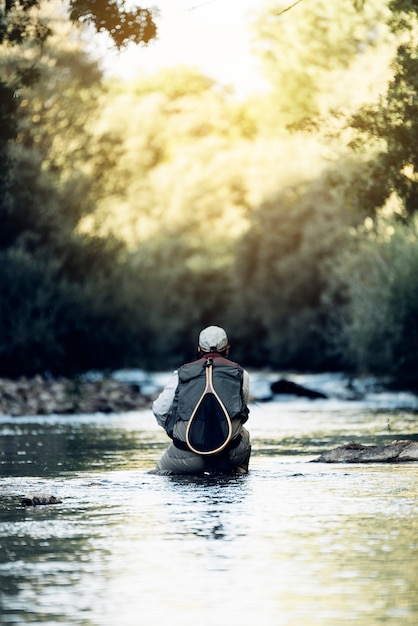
top-left (198, 326), bottom-right (229, 352)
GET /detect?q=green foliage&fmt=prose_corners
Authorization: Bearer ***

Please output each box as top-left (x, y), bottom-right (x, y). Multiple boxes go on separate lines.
top-left (0, 35), bottom-right (109, 243)
top-left (128, 236), bottom-right (236, 369)
top-left (0, 0), bottom-right (157, 48)
top-left (0, 80), bottom-right (18, 141)
top-left (251, 0), bottom-right (392, 127)
top-left (389, 0), bottom-right (418, 24)
top-left (0, 246), bottom-right (59, 377)
top-left (0, 80), bottom-right (16, 214)
top-left (0, 0), bottom-right (52, 46)
top-left (1, 0), bottom-right (418, 383)
top-left (0, 4), bottom-right (152, 376)
top-left (91, 67), bottom-right (256, 245)
top-left (350, 43), bottom-right (418, 217)
top-left (118, 66), bottom-right (216, 100)
top-left (0, 244), bottom-right (151, 376)
top-left (326, 217), bottom-right (418, 379)
top-left (67, 0), bottom-right (157, 49)
top-left (230, 164), bottom-right (365, 369)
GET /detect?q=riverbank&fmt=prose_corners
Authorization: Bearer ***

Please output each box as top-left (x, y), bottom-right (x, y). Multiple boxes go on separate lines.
top-left (0, 376), bottom-right (154, 416)
top-left (2, 371), bottom-right (418, 418)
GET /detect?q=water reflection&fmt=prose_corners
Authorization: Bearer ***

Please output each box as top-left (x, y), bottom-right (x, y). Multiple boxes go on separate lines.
top-left (0, 413), bottom-right (165, 476)
top-left (1, 397), bottom-right (418, 625)
top-left (2, 404), bottom-right (417, 477)
top-left (162, 474), bottom-right (249, 543)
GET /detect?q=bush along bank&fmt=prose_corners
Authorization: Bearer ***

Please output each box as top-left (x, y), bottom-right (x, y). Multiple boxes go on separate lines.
top-left (0, 376), bottom-right (153, 416)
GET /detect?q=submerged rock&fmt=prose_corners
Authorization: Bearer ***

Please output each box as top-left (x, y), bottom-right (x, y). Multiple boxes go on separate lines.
top-left (21, 493), bottom-right (63, 507)
top-left (312, 440), bottom-right (418, 463)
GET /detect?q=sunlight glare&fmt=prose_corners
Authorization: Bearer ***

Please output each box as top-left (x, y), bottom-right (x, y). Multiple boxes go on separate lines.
top-left (101, 0), bottom-right (269, 97)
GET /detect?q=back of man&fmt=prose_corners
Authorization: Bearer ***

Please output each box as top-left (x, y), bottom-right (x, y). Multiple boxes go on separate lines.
top-left (152, 326), bottom-right (251, 475)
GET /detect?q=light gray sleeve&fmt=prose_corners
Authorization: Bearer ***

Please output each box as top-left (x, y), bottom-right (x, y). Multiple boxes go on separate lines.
top-left (242, 369), bottom-right (250, 405)
top-left (152, 371), bottom-right (179, 428)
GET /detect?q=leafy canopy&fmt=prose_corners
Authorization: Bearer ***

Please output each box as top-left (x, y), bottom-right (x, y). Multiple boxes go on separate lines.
top-left (0, 0), bottom-right (157, 48)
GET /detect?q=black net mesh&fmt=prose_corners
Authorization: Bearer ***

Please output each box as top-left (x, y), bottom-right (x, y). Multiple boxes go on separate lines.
top-left (187, 393), bottom-right (230, 453)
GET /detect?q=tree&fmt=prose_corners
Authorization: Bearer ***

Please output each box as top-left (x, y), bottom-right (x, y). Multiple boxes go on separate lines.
top-left (0, 0), bottom-right (157, 48)
top-left (251, 0), bottom-right (391, 128)
top-left (0, 0), bottom-right (157, 240)
top-left (350, 43), bottom-right (418, 218)
top-left (0, 3), bottom-right (155, 375)
top-left (88, 67), bottom-right (256, 246)
top-left (0, 6), bottom-right (114, 247)
top-left (346, 0), bottom-right (418, 218)
top-left (230, 163), bottom-right (366, 370)
top-left (325, 216), bottom-right (418, 381)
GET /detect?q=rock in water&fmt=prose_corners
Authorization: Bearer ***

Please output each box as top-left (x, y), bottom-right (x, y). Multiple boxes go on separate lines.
top-left (312, 440), bottom-right (418, 463)
top-left (270, 379), bottom-right (327, 399)
top-left (21, 493), bottom-right (62, 507)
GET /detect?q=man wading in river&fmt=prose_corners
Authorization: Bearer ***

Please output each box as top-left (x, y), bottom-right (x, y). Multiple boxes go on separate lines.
top-left (152, 326), bottom-right (251, 475)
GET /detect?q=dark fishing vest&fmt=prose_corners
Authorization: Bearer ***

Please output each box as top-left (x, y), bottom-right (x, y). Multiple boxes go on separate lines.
top-left (165, 354), bottom-right (248, 454)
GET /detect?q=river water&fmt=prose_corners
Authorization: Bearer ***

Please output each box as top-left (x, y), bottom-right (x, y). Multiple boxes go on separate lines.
top-left (1, 373), bottom-right (418, 625)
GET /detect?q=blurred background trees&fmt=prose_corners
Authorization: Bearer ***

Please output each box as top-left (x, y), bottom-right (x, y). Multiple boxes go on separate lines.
top-left (1, 0), bottom-right (418, 385)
